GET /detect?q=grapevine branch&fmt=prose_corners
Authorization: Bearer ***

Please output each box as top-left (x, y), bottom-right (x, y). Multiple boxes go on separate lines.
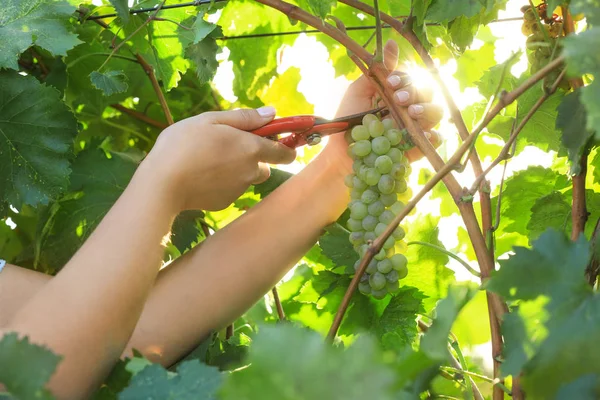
top-left (563, 6), bottom-right (588, 240)
top-left (272, 287), bottom-right (286, 321)
top-left (134, 54), bottom-right (174, 125)
top-left (585, 218), bottom-right (600, 286)
top-left (467, 69), bottom-right (568, 196)
top-left (110, 104), bottom-right (169, 129)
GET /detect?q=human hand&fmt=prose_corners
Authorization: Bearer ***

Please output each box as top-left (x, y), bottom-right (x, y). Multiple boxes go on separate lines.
top-left (140, 107), bottom-right (296, 212)
top-left (323, 39), bottom-right (443, 173)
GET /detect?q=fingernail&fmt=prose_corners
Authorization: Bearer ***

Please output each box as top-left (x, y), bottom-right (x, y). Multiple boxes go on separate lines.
top-left (257, 106), bottom-right (276, 118)
top-left (424, 131), bottom-right (431, 139)
top-left (387, 75), bottom-right (402, 88)
top-left (410, 104), bottom-right (424, 115)
top-left (395, 91), bottom-right (409, 103)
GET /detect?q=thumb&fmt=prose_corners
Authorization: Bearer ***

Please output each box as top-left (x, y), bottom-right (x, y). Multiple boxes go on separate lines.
top-left (206, 106), bottom-right (277, 131)
top-left (383, 39), bottom-right (399, 72)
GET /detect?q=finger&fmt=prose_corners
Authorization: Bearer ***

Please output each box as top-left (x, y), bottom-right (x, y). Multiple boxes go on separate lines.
top-left (383, 40), bottom-right (399, 71)
top-left (251, 162), bottom-right (271, 185)
top-left (205, 106), bottom-right (277, 131)
top-left (386, 70), bottom-right (412, 90)
top-left (251, 136), bottom-right (297, 165)
top-left (408, 103), bottom-right (444, 130)
top-left (393, 84), bottom-right (434, 107)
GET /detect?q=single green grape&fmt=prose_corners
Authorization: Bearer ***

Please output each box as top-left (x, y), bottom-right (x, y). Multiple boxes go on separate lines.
top-left (387, 147), bottom-right (404, 163)
top-left (347, 218), bottom-right (363, 232)
top-left (353, 176), bottom-right (368, 191)
top-left (368, 120), bottom-right (385, 138)
top-left (378, 174), bottom-right (395, 194)
top-left (371, 288), bottom-right (388, 299)
top-left (349, 231), bottom-right (364, 246)
top-left (375, 155), bottom-right (393, 174)
top-left (362, 114), bottom-right (379, 127)
top-left (374, 222), bottom-right (387, 237)
top-left (383, 236), bottom-right (395, 250)
top-left (386, 269), bottom-right (399, 282)
top-left (392, 226), bottom-right (406, 240)
top-left (350, 188), bottom-right (362, 200)
top-left (374, 248), bottom-right (387, 261)
top-left (386, 281), bottom-right (400, 294)
top-left (364, 168), bottom-right (382, 187)
top-left (364, 231), bottom-right (376, 242)
top-left (363, 152), bottom-right (378, 167)
top-left (352, 160), bottom-right (363, 174)
top-left (346, 144), bottom-right (357, 160)
top-left (377, 259), bottom-right (393, 274)
top-left (352, 140), bottom-right (372, 157)
top-left (379, 210), bottom-right (395, 225)
top-left (390, 163), bottom-right (408, 180)
top-left (396, 263), bottom-right (408, 279)
top-left (368, 201), bottom-right (385, 217)
top-left (385, 128), bottom-right (403, 146)
top-left (361, 189), bottom-right (379, 205)
top-left (369, 272), bottom-right (387, 290)
top-left (390, 253), bottom-right (408, 271)
top-left (390, 201), bottom-right (406, 216)
top-left (344, 175), bottom-right (354, 188)
top-left (358, 282), bottom-right (372, 295)
top-left (362, 215), bottom-right (378, 231)
top-left (372, 136), bottom-right (391, 155)
top-left (366, 259), bottom-right (378, 274)
top-left (395, 179), bottom-right (408, 194)
top-left (380, 193), bottom-right (398, 207)
top-left (382, 118), bottom-right (395, 131)
top-left (351, 125), bottom-right (370, 141)
top-left (350, 201), bottom-right (368, 219)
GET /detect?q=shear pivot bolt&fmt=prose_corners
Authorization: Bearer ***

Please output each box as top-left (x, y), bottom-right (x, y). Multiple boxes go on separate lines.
top-left (306, 134), bottom-right (322, 146)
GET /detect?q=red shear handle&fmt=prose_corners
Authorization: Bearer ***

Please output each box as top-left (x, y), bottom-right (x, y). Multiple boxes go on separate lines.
top-left (251, 116), bottom-right (316, 137)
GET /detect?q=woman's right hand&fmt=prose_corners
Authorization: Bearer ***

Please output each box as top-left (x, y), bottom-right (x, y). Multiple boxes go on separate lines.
top-left (140, 107), bottom-right (296, 212)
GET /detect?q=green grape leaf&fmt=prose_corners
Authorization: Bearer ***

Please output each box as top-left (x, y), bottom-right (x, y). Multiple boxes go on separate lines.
top-left (487, 229), bottom-right (591, 310)
top-left (404, 215), bottom-right (455, 311)
top-left (41, 149), bottom-right (137, 270)
top-left (426, 0), bottom-right (486, 22)
top-left (556, 89), bottom-right (595, 173)
top-left (0, 71), bottom-right (78, 209)
top-left (500, 311), bottom-right (532, 376)
top-left (297, 0), bottom-right (337, 19)
top-left (220, 324), bottom-right (396, 400)
top-left (452, 289), bottom-right (491, 345)
top-left (319, 223), bottom-right (357, 269)
top-left (186, 36), bottom-right (220, 84)
top-left (454, 43), bottom-right (496, 91)
top-left (477, 53), bottom-right (520, 98)
top-left (412, 0), bottom-right (433, 25)
top-left (375, 286), bottom-right (427, 350)
top-left (258, 67), bottom-right (314, 116)
top-left (171, 210), bottom-right (205, 254)
top-left (90, 70), bottom-right (129, 96)
top-left (420, 284), bottom-right (476, 360)
top-left (190, 14), bottom-right (217, 43)
top-left (384, 0), bottom-right (411, 16)
top-left (564, 28), bottom-right (600, 139)
top-left (526, 191), bottom-right (571, 239)
top-left (94, 359), bottom-right (133, 400)
top-left (448, 14), bottom-right (481, 52)
top-left (0, 0), bottom-right (82, 70)
top-left (492, 166), bottom-right (569, 237)
top-left (119, 360), bottom-right (222, 400)
top-left (109, 0), bottom-right (130, 23)
top-left (0, 332), bottom-right (62, 399)
top-left (555, 375), bottom-right (600, 400)
top-left (570, 0), bottom-right (600, 26)
top-left (253, 168), bottom-right (293, 198)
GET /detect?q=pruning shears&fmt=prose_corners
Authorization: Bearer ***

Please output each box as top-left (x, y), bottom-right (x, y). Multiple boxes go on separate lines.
top-left (251, 106), bottom-right (390, 149)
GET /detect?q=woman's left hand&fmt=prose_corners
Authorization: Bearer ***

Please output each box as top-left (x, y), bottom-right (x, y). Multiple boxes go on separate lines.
top-left (323, 39), bottom-right (444, 173)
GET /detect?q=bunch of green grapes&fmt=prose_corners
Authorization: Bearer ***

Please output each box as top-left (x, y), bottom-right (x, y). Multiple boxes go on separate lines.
top-left (344, 113), bottom-right (413, 299)
top-left (521, 4), bottom-right (570, 91)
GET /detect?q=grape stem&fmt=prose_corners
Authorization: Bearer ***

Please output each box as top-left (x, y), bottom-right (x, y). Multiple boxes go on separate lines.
top-left (372, 0), bottom-right (384, 63)
top-left (272, 287), bottom-right (286, 321)
top-left (135, 53), bottom-right (175, 126)
top-left (466, 68), bottom-right (568, 197)
top-left (562, 6), bottom-right (588, 241)
top-left (110, 104), bottom-right (169, 130)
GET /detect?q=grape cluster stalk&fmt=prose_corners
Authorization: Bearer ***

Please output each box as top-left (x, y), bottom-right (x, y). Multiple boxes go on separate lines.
top-left (521, 4), bottom-right (570, 91)
top-left (344, 113), bottom-right (413, 299)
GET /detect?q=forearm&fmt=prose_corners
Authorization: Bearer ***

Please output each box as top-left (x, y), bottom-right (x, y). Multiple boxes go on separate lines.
top-left (125, 153), bottom-right (349, 365)
top-left (4, 166), bottom-right (176, 399)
